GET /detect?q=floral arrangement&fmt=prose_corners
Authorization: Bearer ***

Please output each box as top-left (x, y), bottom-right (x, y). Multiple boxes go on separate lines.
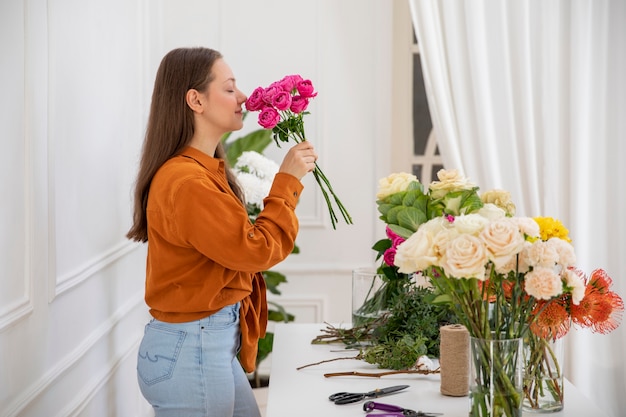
top-left (245, 74), bottom-right (352, 229)
top-left (374, 169), bottom-right (624, 416)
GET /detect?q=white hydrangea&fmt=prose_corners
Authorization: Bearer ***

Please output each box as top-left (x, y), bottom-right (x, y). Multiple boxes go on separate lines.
top-left (234, 151), bottom-right (279, 209)
top-left (235, 151), bottom-right (279, 180)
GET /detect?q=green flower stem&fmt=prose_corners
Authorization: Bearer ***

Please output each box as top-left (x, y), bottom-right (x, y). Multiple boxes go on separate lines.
top-left (524, 334), bottom-right (563, 409)
top-left (273, 118), bottom-right (353, 229)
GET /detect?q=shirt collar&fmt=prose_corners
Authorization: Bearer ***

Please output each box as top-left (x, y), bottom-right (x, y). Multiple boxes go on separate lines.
top-left (179, 146), bottom-right (225, 172)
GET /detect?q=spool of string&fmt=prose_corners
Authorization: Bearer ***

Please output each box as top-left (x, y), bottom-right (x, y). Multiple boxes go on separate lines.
top-left (439, 324), bottom-right (469, 397)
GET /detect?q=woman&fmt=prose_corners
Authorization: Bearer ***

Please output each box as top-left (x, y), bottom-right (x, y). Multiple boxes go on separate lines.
top-left (127, 47), bottom-right (317, 417)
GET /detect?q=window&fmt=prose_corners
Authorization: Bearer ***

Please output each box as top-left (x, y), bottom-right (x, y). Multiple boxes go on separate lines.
top-left (392, 2), bottom-right (442, 184)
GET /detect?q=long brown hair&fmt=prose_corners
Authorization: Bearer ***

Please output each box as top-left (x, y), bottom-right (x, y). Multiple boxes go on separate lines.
top-left (126, 47), bottom-right (244, 242)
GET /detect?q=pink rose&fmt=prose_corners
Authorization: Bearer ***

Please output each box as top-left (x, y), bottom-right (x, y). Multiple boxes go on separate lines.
top-left (386, 226), bottom-right (405, 247)
top-left (383, 247), bottom-right (397, 266)
top-left (272, 91), bottom-right (292, 111)
top-left (262, 85), bottom-right (282, 105)
top-left (290, 95), bottom-right (309, 113)
top-left (277, 75), bottom-right (303, 92)
top-left (296, 79), bottom-right (317, 98)
top-left (245, 87), bottom-right (265, 111)
top-left (258, 107), bottom-right (280, 129)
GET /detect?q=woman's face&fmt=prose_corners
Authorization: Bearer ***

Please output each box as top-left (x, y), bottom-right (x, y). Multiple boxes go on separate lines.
top-left (202, 58), bottom-right (247, 134)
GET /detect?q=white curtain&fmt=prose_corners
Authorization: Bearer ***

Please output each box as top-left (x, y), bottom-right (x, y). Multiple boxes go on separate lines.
top-left (408, 1), bottom-right (626, 416)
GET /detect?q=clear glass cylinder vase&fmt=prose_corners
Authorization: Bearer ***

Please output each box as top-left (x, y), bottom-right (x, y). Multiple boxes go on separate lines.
top-left (469, 335), bottom-right (524, 417)
top-left (351, 267), bottom-right (387, 327)
top-left (523, 335), bottom-right (565, 413)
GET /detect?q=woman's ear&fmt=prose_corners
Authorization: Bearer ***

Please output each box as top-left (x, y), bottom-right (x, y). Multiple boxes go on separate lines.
top-left (186, 89), bottom-right (204, 113)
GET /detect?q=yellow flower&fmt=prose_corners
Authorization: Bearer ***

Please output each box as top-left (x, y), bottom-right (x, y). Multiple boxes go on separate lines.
top-left (533, 217), bottom-right (571, 242)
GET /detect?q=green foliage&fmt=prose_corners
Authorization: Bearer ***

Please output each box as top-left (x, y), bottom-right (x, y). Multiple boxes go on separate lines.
top-left (345, 283), bottom-right (457, 370)
top-left (363, 334), bottom-right (428, 370)
top-left (376, 181), bottom-right (484, 239)
top-left (375, 284), bottom-right (457, 359)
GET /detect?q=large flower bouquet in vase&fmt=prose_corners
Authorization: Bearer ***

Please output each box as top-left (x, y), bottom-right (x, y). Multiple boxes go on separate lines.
top-left (245, 75), bottom-right (352, 229)
top-left (375, 169), bottom-right (624, 417)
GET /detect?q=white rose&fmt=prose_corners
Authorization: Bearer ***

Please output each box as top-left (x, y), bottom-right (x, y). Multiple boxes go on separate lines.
top-left (429, 169), bottom-right (475, 199)
top-left (453, 213), bottom-right (490, 235)
top-left (477, 203), bottom-right (506, 221)
top-left (376, 172), bottom-right (419, 200)
top-left (524, 266), bottom-right (563, 300)
top-left (440, 234), bottom-right (489, 280)
top-left (479, 218), bottom-right (526, 270)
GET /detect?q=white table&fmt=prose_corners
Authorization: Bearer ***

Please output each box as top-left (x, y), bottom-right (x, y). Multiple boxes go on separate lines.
top-left (266, 323), bottom-right (608, 417)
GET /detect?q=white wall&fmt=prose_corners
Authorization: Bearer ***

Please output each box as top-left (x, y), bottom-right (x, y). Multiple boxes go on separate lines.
top-left (0, 0), bottom-right (396, 415)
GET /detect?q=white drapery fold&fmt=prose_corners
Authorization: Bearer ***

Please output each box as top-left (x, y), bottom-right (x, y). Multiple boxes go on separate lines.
top-left (408, 1), bottom-right (625, 416)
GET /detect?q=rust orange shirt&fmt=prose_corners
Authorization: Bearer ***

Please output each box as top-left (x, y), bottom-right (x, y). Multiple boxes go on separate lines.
top-left (145, 146), bottom-right (303, 372)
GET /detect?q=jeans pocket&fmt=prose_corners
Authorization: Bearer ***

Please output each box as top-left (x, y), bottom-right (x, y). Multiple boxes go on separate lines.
top-left (137, 323), bottom-right (186, 386)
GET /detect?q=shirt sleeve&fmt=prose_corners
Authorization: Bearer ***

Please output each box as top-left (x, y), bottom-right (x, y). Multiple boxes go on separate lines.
top-left (173, 172), bottom-right (303, 273)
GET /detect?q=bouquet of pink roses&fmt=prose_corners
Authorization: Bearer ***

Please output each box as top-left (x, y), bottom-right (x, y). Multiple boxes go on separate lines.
top-left (245, 74), bottom-right (352, 229)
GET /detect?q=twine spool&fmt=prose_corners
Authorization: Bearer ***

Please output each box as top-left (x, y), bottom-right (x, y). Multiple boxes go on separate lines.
top-left (439, 324), bottom-right (469, 397)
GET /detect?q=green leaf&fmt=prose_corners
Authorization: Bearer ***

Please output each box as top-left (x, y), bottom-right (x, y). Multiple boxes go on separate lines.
top-left (256, 332), bottom-right (274, 365)
top-left (224, 129), bottom-right (273, 166)
top-left (397, 206), bottom-right (427, 233)
top-left (268, 301), bottom-right (295, 322)
top-left (385, 206), bottom-right (405, 225)
top-left (387, 192), bottom-right (406, 206)
top-left (406, 180), bottom-right (424, 193)
top-left (372, 238), bottom-right (392, 253)
top-left (431, 294), bottom-right (453, 304)
top-left (388, 224), bottom-right (415, 239)
top-left (263, 270), bottom-right (287, 295)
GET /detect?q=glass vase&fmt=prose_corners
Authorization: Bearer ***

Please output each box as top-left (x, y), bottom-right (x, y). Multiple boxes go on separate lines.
top-left (469, 335), bottom-right (523, 417)
top-left (351, 267), bottom-right (387, 327)
top-left (523, 334), bottom-right (564, 413)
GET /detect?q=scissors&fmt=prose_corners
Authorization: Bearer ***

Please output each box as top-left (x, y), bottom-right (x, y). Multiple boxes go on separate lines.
top-left (329, 385), bottom-right (409, 405)
top-left (363, 401), bottom-right (443, 417)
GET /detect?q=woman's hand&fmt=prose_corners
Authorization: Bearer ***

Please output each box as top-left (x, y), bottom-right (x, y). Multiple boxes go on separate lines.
top-left (279, 141), bottom-right (318, 180)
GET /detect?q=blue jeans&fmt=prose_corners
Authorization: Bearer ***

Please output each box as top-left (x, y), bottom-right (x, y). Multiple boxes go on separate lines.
top-left (137, 303), bottom-right (261, 417)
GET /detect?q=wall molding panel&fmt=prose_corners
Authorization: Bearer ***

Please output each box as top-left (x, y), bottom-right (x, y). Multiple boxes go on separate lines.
top-left (0, 296), bottom-right (33, 332)
top-left (2, 292), bottom-right (145, 417)
top-left (50, 241), bottom-right (141, 301)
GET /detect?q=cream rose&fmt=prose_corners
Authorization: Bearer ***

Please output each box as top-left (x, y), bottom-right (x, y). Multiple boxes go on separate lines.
top-left (479, 218), bottom-right (526, 270)
top-left (440, 234), bottom-right (489, 280)
top-left (376, 172), bottom-right (419, 200)
top-left (524, 266), bottom-right (563, 300)
top-left (480, 189), bottom-right (516, 216)
top-left (428, 169), bottom-right (475, 199)
top-left (395, 227), bottom-right (439, 273)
